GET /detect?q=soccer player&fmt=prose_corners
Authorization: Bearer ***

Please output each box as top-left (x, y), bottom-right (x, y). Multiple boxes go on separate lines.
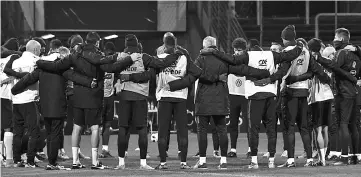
top-left (311, 29), bottom-right (361, 165)
top-left (0, 38), bottom-right (21, 167)
top-left (99, 42), bottom-right (117, 158)
top-left (35, 32), bottom-right (140, 170)
top-left (206, 35), bottom-right (305, 169)
top-left (277, 26), bottom-right (331, 168)
top-left (227, 38), bottom-right (249, 158)
top-left (11, 46), bottom-right (95, 170)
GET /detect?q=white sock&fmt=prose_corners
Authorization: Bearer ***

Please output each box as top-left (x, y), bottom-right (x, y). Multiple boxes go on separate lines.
top-left (118, 157), bottom-right (125, 166)
top-left (102, 145), bottom-right (109, 151)
top-left (320, 148), bottom-right (326, 162)
top-left (91, 148), bottom-right (98, 165)
top-left (356, 154), bottom-right (361, 160)
top-left (287, 158), bottom-right (295, 163)
top-left (72, 147), bottom-right (79, 164)
top-left (336, 152), bottom-right (341, 156)
top-left (307, 158), bottom-right (313, 163)
top-left (140, 159), bottom-right (147, 166)
top-left (214, 150), bottom-right (219, 153)
top-left (251, 156), bottom-right (257, 164)
top-left (231, 148), bottom-right (237, 153)
top-left (4, 132), bottom-right (13, 160)
top-left (248, 147), bottom-right (251, 152)
top-left (199, 157), bottom-right (206, 164)
top-left (220, 156), bottom-right (227, 164)
top-left (180, 162), bottom-right (186, 165)
top-left (329, 151), bottom-right (336, 156)
top-left (160, 162), bottom-right (166, 165)
top-left (269, 157), bottom-right (275, 162)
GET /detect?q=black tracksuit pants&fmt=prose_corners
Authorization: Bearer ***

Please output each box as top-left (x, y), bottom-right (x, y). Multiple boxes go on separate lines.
top-left (13, 102), bottom-right (40, 164)
top-left (44, 117), bottom-right (64, 165)
top-left (335, 96), bottom-right (359, 157)
top-left (286, 96), bottom-right (312, 159)
top-left (197, 115), bottom-right (228, 157)
top-left (229, 94), bottom-right (248, 150)
top-left (158, 101), bottom-right (188, 162)
top-left (248, 97), bottom-right (277, 157)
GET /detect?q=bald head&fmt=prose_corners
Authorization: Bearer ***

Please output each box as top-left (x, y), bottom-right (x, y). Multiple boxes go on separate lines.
top-left (163, 32), bottom-right (174, 43)
top-left (26, 40), bottom-right (41, 56)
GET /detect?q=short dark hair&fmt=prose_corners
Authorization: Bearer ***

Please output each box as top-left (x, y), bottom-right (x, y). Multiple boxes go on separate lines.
top-left (50, 39), bottom-right (62, 50)
top-left (86, 32), bottom-right (101, 44)
top-left (248, 39), bottom-right (260, 48)
top-left (104, 42), bottom-right (115, 52)
top-left (164, 35), bottom-right (176, 48)
top-left (335, 28), bottom-right (350, 41)
top-left (32, 37), bottom-right (46, 48)
top-left (232, 38), bottom-right (247, 50)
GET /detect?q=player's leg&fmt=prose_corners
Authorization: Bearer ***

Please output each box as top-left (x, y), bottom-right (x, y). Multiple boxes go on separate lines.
top-left (240, 97), bottom-right (251, 157)
top-left (194, 115), bottom-right (210, 169)
top-left (334, 97), bottom-right (353, 165)
top-left (156, 101), bottom-right (172, 169)
top-left (296, 97), bottom-right (313, 166)
top-left (24, 102), bottom-right (41, 167)
top-left (45, 117), bottom-right (65, 170)
top-left (312, 102), bottom-right (325, 166)
top-left (1, 98), bottom-right (14, 167)
top-left (133, 100), bottom-right (152, 169)
top-left (213, 115), bottom-right (228, 169)
top-left (329, 100), bottom-right (339, 159)
top-left (264, 97), bottom-right (277, 168)
top-left (87, 108), bottom-right (106, 169)
top-left (174, 101), bottom-right (190, 168)
top-left (279, 96), bottom-right (289, 157)
top-left (71, 107), bottom-right (85, 168)
top-left (348, 99), bottom-right (359, 164)
top-left (116, 99), bottom-right (131, 169)
top-left (228, 95), bottom-right (241, 157)
top-left (210, 118), bottom-right (220, 158)
top-left (248, 99), bottom-right (265, 169)
top-left (279, 96), bottom-right (298, 167)
top-left (100, 95), bottom-right (114, 158)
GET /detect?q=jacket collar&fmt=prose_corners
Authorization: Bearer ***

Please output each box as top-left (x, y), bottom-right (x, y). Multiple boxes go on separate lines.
top-left (124, 46), bottom-right (139, 54)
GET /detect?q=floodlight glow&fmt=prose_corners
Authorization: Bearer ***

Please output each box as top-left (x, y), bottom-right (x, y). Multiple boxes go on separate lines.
top-left (104, 34), bottom-right (118, 40)
top-left (41, 34), bottom-right (55, 40)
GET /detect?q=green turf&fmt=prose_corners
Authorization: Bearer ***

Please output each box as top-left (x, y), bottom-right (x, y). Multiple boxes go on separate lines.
top-left (2, 133), bottom-right (361, 177)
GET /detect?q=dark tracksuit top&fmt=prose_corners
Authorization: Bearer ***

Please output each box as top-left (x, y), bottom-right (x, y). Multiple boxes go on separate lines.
top-left (315, 44), bottom-right (360, 99)
top-left (36, 43), bottom-right (135, 109)
top-left (211, 44), bottom-right (304, 100)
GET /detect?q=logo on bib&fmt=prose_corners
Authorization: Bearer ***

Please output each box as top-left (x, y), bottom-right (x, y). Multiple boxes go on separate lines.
top-left (235, 79), bottom-right (243, 87)
top-left (259, 59), bottom-right (267, 66)
top-left (297, 58), bottom-right (304, 65)
top-left (125, 67), bottom-right (137, 72)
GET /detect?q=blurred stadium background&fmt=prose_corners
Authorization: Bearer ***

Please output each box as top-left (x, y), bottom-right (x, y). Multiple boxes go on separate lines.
top-left (1, 1), bottom-right (361, 136)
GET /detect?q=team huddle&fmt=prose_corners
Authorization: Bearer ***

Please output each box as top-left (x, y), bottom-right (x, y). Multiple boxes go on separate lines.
top-left (1, 24), bottom-right (361, 172)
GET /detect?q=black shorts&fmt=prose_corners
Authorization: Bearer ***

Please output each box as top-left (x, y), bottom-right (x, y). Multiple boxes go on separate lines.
top-left (73, 107), bottom-right (102, 126)
top-left (102, 95), bottom-right (115, 123)
top-left (311, 100), bottom-right (333, 127)
top-left (1, 98), bottom-right (13, 130)
top-left (118, 99), bottom-right (148, 128)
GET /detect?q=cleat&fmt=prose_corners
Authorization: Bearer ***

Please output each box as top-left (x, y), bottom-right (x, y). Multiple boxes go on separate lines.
top-left (91, 162), bottom-right (109, 170)
top-left (25, 162), bottom-right (41, 168)
top-left (248, 162), bottom-right (259, 169)
top-left (297, 152), bottom-right (307, 159)
top-left (14, 161), bottom-right (25, 168)
top-left (312, 151), bottom-right (319, 159)
top-left (99, 150), bottom-right (113, 158)
top-left (193, 160), bottom-right (207, 169)
top-left (217, 163), bottom-right (227, 169)
top-left (140, 164), bottom-right (154, 170)
top-left (328, 155), bottom-right (340, 161)
top-left (180, 163), bottom-right (191, 169)
top-left (333, 160), bottom-right (348, 166)
top-left (193, 152), bottom-right (200, 158)
top-left (349, 156), bottom-right (358, 165)
top-left (155, 163), bottom-right (168, 170)
top-left (263, 152), bottom-right (270, 158)
top-left (278, 161), bottom-right (295, 168)
top-left (79, 152), bottom-right (91, 160)
top-left (304, 161), bottom-right (316, 167)
top-left (313, 160), bottom-right (326, 167)
top-left (213, 151), bottom-right (221, 158)
top-left (58, 151), bottom-right (70, 160)
top-left (36, 152), bottom-right (47, 160)
top-left (281, 150), bottom-right (288, 158)
top-left (227, 152), bottom-right (237, 158)
top-left (268, 161), bottom-right (275, 168)
top-left (45, 164), bottom-right (71, 170)
top-left (114, 165), bottom-right (125, 170)
top-left (72, 163), bottom-right (86, 169)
